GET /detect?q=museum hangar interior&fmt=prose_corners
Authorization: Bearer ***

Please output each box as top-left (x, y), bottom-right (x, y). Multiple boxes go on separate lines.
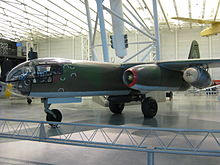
top-left (1, 0), bottom-right (220, 164)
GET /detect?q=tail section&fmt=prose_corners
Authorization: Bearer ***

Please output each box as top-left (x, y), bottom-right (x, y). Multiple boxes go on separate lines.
top-left (188, 40), bottom-right (200, 59)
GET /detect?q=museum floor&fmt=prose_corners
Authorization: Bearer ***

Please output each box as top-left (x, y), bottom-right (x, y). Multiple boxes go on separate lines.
top-left (0, 93), bottom-right (220, 165)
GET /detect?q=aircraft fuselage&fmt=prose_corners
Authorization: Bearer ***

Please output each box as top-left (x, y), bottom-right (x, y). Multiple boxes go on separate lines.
top-left (30, 61), bottom-right (131, 97)
top-left (6, 58), bottom-right (190, 98)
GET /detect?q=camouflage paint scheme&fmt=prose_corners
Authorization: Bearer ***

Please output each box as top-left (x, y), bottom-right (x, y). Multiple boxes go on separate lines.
top-left (5, 40), bottom-right (220, 121)
top-left (6, 58), bottom-right (192, 98)
top-left (31, 61), bottom-right (128, 93)
top-left (6, 40), bottom-right (220, 99)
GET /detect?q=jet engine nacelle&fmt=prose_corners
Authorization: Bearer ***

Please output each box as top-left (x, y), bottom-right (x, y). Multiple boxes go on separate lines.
top-left (183, 67), bottom-right (212, 89)
top-left (123, 64), bottom-right (190, 91)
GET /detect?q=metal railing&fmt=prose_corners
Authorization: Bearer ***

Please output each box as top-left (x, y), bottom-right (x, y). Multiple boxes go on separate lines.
top-left (0, 118), bottom-right (220, 165)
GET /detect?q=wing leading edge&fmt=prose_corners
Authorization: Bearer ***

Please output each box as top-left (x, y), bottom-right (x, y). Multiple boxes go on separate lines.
top-left (158, 59), bottom-right (220, 71)
top-left (154, 40), bottom-right (220, 71)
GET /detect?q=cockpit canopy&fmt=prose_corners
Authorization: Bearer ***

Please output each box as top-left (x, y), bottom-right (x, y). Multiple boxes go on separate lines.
top-left (6, 58), bottom-right (72, 96)
top-left (6, 58), bottom-right (71, 82)
top-left (6, 64), bottom-right (35, 82)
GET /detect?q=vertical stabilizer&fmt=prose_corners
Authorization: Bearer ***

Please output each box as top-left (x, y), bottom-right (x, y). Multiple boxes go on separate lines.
top-left (188, 40), bottom-right (200, 59)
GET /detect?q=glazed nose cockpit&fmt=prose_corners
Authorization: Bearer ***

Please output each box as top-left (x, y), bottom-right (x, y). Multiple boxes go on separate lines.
top-left (6, 61), bottom-right (35, 96)
top-left (6, 58), bottom-right (65, 96)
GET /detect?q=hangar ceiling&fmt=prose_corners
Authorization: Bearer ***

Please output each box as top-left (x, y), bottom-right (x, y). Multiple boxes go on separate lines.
top-left (0, 0), bottom-right (220, 41)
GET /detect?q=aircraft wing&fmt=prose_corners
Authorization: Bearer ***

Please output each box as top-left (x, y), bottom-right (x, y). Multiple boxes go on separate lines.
top-left (172, 17), bottom-right (220, 24)
top-left (157, 59), bottom-right (220, 71)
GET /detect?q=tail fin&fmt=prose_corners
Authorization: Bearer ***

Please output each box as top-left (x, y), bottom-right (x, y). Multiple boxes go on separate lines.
top-left (188, 40), bottom-right (200, 59)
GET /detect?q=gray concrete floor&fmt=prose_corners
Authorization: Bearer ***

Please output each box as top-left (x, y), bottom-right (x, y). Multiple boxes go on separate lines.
top-left (0, 93), bottom-right (220, 164)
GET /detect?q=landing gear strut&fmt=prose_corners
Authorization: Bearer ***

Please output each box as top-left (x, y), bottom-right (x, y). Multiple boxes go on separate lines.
top-left (42, 98), bottom-right (62, 127)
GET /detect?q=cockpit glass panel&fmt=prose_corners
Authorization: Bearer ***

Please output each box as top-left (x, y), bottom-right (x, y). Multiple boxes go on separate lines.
top-left (36, 65), bottom-right (52, 77)
top-left (36, 65), bottom-right (62, 77)
top-left (6, 60), bottom-right (63, 84)
top-left (33, 64), bottom-right (62, 84)
top-left (6, 66), bottom-right (35, 82)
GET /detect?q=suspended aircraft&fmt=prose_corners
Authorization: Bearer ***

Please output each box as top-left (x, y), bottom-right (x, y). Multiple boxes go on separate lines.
top-left (4, 40), bottom-right (220, 124)
top-left (172, 17), bottom-right (220, 37)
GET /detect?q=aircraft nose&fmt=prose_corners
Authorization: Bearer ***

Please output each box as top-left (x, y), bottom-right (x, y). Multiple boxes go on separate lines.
top-left (10, 80), bottom-right (31, 96)
top-left (6, 61), bottom-right (35, 96)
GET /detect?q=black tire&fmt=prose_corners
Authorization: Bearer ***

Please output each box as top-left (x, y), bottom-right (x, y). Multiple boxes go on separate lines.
top-left (141, 97), bottom-right (158, 118)
top-left (109, 102), bottom-right (125, 114)
top-left (27, 98), bottom-right (32, 104)
top-left (46, 109), bottom-right (62, 127)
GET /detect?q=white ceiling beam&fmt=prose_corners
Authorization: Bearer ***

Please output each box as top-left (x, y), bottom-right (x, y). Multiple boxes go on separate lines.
top-left (28, 0), bottom-right (83, 34)
top-left (122, 3), bottom-right (152, 36)
top-left (1, 0), bottom-right (74, 36)
top-left (33, 0), bottom-right (88, 33)
top-left (202, 0), bottom-right (206, 19)
top-left (141, 0), bottom-right (154, 20)
top-left (188, 0), bottom-right (192, 28)
top-left (173, 0), bottom-right (181, 29)
top-left (0, 6), bottom-right (64, 37)
top-left (158, 0), bottom-right (171, 30)
top-left (214, 0), bottom-right (220, 21)
top-left (126, 0), bottom-right (151, 32)
top-left (79, 0), bottom-right (112, 33)
top-left (103, 5), bottom-right (155, 41)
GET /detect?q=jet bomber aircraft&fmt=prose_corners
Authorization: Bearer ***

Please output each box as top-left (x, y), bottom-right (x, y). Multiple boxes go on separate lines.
top-left (5, 40), bottom-right (220, 124)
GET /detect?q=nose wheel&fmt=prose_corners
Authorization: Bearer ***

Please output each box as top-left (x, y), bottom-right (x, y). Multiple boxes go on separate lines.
top-left (42, 98), bottom-right (63, 127)
top-left (46, 109), bottom-right (62, 127)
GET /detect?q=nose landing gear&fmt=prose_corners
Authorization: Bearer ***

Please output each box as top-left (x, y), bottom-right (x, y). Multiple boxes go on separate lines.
top-left (46, 109), bottom-right (62, 127)
top-left (42, 98), bottom-right (62, 127)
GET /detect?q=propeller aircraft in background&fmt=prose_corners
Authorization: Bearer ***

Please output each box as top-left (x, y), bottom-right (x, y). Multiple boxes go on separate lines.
top-left (172, 17), bottom-right (220, 37)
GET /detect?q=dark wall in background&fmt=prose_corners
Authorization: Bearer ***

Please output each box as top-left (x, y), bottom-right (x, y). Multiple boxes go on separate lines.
top-left (0, 39), bottom-right (26, 81)
top-left (0, 39), bottom-right (17, 57)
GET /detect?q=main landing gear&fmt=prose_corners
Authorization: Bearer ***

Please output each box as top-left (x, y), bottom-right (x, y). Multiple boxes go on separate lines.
top-left (42, 98), bottom-right (62, 127)
top-left (27, 98), bottom-right (32, 104)
top-left (141, 97), bottom-right (158, 118)
top-left (108, 95), bottom-right (158, 118)
top-left (109, 102), bottom-right (125, 114)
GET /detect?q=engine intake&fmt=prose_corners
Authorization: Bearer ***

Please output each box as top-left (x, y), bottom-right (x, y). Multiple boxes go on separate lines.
top-left (123, 68), bottom-right (137, 87)
top-left (183, 67), bottom-right (211, 89)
